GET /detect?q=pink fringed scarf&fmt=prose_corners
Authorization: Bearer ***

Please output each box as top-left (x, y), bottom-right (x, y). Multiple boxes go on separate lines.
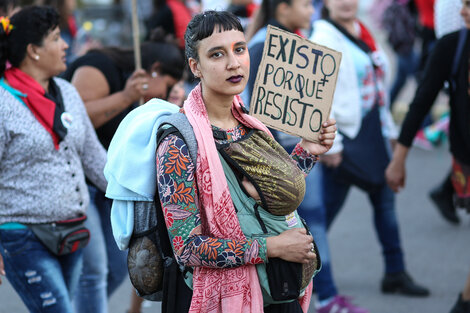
top-left (184, 84), bottom-right (313, 312)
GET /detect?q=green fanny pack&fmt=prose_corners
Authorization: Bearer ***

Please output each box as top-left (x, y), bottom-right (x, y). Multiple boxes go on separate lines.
top-left (219, 153), bottom-right (321, 305)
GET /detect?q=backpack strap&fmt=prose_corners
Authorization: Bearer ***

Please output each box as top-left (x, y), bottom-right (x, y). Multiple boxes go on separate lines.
top-left (450, 28), bottom-right (468, 92)
top-left (157, 112), bottom-right (198, 167)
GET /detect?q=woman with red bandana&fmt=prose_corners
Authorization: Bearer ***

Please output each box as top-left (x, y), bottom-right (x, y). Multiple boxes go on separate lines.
top-left (0, 6), bottom-right (107, 313)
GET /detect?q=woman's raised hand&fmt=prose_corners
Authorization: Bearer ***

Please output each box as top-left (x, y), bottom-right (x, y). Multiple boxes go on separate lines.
top-left (122, 69), bottom-right (149, 104)
top-left (299, 118), bottom-right (337, 156)
top-left (266, 228), bottom-right (316, 264)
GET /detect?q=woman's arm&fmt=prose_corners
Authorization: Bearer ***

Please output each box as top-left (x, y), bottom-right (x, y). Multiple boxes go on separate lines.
top-left (397, 35), bottom-right (452, 147)
top-left (290, 118), bottom-right (337, 174)
top-left (386, 35), bottom-right (453, 192)
top-left (156, 134), bottom-right (267, 268)
top-left (71, 66), bottom-right (148, 128)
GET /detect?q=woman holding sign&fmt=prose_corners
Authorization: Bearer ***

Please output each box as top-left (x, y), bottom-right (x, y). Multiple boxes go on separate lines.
top-left (303, 0), bottom-right (430, 312)
top-left (105, 10), bottom-right (337, 313)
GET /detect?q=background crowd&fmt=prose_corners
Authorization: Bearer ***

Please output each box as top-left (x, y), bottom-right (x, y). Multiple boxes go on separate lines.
top-left (0, 0), bottom-right (469, 313)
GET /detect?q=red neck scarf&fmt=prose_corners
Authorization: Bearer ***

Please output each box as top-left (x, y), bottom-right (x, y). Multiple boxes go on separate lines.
top-left (4, 67), bottom-right (66, 150)
top-left (358, 21), bottom-right (377, 52)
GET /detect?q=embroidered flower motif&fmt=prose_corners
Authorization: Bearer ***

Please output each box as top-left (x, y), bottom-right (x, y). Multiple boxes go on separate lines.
top-left (158, 173), bottom-right (175, 204)
top-left (173, 236), bottom-right (184, 250)
top-left (165, 138), bottom-right (190, 176)
top-left (163, 207), bottom-right (174, 227)
top-left (171, 182), bottom-right (194, 204)
top-left (216, 251), bottom-right (242, 268)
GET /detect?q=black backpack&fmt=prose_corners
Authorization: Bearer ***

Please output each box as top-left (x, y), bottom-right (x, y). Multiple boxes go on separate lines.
top-left (381, 0), bottom-right (416, 54)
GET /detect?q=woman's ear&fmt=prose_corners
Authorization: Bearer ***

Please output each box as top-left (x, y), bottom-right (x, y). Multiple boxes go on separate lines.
top-left (26, 43), bottom-right (40, 61)
top-left (188, 58), bottom-right (201, 78)
top-left (150, 62), bottom-right (161, 76)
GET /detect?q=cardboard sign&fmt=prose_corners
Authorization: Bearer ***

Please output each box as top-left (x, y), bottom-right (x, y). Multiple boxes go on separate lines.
top-left (249, 25), bottom-right (342, 143)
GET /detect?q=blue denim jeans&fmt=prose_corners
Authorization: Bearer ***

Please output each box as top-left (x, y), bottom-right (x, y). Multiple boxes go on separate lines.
top-left (390, 49), bottom-right (418, 106)
top-left (297, 163), bottom-right (405, 301)
top-left (74, 185), bottom-right (127, 313)
top-left (0, 228), bottom-right (83, 313)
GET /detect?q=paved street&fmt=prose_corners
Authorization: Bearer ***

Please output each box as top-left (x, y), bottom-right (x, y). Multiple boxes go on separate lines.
top-left (2, 142), bottom-right (469, 313)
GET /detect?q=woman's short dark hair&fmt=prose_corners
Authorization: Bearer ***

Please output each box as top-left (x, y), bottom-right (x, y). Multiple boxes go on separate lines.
top-left (184, 10), bottom-right (244, 61)
top-left (0, 5), bottom-right (59, 77)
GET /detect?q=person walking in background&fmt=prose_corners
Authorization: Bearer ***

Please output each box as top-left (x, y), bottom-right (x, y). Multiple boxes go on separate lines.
top-left (62, 35), bottom-right (185, 313)
top-left (144, 0), bottom-right (192, 49)
top-left (423, 0), bottom-right (467, 226)
top-left (381, 0), bottom-right (418, 109)
top-left (0, 6), bottom-right (107, 312)
top-left (304, 0), bottom-right (430, 312)
top-left (386, 1), bottom-right (470, 312)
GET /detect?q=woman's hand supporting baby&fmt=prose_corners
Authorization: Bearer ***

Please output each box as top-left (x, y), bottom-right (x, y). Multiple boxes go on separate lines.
top-left (266, 228), bottom-right (316, 264)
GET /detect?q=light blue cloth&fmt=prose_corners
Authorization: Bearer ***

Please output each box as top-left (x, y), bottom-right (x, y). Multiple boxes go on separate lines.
top-left (104, 99), bottom-right (179, 250)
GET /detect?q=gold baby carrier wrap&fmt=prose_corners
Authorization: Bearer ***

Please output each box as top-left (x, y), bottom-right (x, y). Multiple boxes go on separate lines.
top-left (218, 129), bottom-right (306, 216)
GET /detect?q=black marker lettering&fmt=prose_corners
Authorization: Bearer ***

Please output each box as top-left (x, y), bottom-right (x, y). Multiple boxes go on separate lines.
top-left (295, 74), bottom-right (305, 98)
top-left (271, 93), bottom-right (282, 120)
top-left (321, 54), bottom-right (336, 76)
top-left (309, 109), bottom-right (322, 132)
top-left (284, 70), bottom-right (294, 90)
top-left (264, 90), bottom-right (275, 116)
top-left (288, 98), bottom-right (298, 126)
top-left (254, 86), bottom-right (266, 114)
top-left (263, 63), bottom-right (274, 85)
top-left (298, 101), bottom-right (313, 128)
top-left (296, 45), bottom-right (309, 69)
top-left (310, 49), bottom-right (323, 75)
top-left (288, 39), bottom-right (297, 65)
top-left (273, 67), bottom-right (285, 87)
top-left (267, 34), bottom-right (278, 58)
top-left (276, 35), bottom-right (289, 62)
